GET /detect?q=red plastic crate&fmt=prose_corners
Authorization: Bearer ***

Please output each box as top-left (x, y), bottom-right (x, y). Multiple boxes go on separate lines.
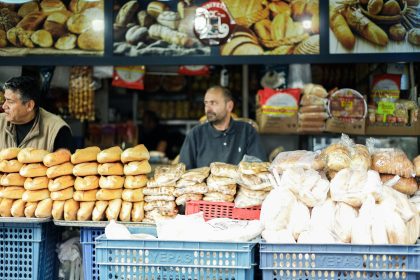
top-left (185, 200), bottom-right (261, 221)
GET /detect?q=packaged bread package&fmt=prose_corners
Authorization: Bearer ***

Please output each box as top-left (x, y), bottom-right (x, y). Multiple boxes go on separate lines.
top-left (131, 201), bottom-right (144, 222)
top-left (73, 162), bottom-right (99, 176)
top-left (92, 200), bottom-right (108, 221)
top-left (176, 178), bottom-right (198, 188)
top-left (175, 193), bottom-right (203, 206)
top-left (146, 177), bottom-right (176, 188)
top-left (123, 160), bottom-right (151, 176)
top-left (144, 195), bottom-right (174, 203)
top-left (51, 187), bottom-right (74, 201)
top-left (144, 208), bottom-right (178, 222)
top-left (203, 192), bottom-right (234, 203)
top-left (96, 188), bottom-right (123, 201)
top-left (173, 183), bottom-right (208, 197)
top-left (414, 155), bottom-right (420, 177)
top-left (2, 186), bottom-right (25, 199)
top-left (121, 144), bottom-right (150, 163)
top-left (98, 163), bottom-right (124, 176)
top-left (22, 189), bottom-right (50, 202)
top-left (52, 200), bottom-right (65, 220)
top-left (350, 144), bottom-right (371, 171)
top-left (324, 144), bottom-right (352, 172)
top-left (0, 159), bottom-right (23, 173)
top-left (180, 167), bottom-right (210, 183)
top-left (270, 150), bottom-right (324, 174)
top-left (97, 146), bottom-right (122, 163)
top-left (239, 172), bottom-right (274, 191)
top-left (380, 175), bottom-right (418, 196)
top-left (299, 105), bottom-right (326, 113)
top-left (154, 163), bottom-right (185, 184)
top-left (24, 202), bottom-right (38, 218)
top-left (122, 188), bottom-right (144, 202)
top-left (20, 163), bottom-right (48, 178)
top-left (35, 198), bottom-right (53, 218)
top-left (106, 198), bottom-right (122, 221)
top-left (210, 162), bottom-right (239, 179)
top-left (11, 199), bottom-right (25, 217)
top-left (73, 189), bottom-right (98, 202)
top-left (119, 201), bottom-right (132, 222)
top-left (143, 200), bottom-right (176, 212)
top-left (24, 176), bottom-right (49, 190)
top-left (372, 148), bottom-right (415, 178)
top-left (303, 84), bottom-right (329, 98)
top-left (74, 175), bottom-right (99, 191)
top-left (238, 161), bottom-right (270, 175)
top-left (1, 173), bottom-right (26, 186)
top-left (43, 149), bottom-right (71, 167)
top-left (64, 198), bottom-right (80, 221)
top-left (238, 186), bottom-right (270, 201)
top-left (71, 146), bottom-right (101, 164)
top-left (17, 148), bottom-right (49, 163)
top-left (207, 184), bottom-right (237, 196)
top-left (99, 175), bottom-right (124, 190)
top-left (48, 175), bottom-right (75, 192)
top-left (124, 175), bottom-right (148, 189)
top-left (77, 201), bottom-right (95, 221)
top-left (0, 198), bottom-right (14, 217)
top-left (234, 188), bottom-right (266, 208)
top-left (47, 162), bottom-right (74, 179)
top-left (143, 187), bottom-right (174, 196)
top-left (0, 147), bottom-right (21, 161)
top-left (206, 174), bottom-right (237, 187)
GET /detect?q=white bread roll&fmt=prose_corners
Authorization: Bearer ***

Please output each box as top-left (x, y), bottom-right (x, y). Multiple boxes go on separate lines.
top-left (71, 146), bottom-right (101, 164)
top-left (35, 198), bottom-right (53, 218)
top-left (64, 198), bottom-right (79, 221)
top-left (73, 189), bottom-right (98, 202)
top-left (131, 201), bottom-right (144, 222)
top-left (121, 144), bottom-right (150, 163)
top-left (22, 189), bottom-right (50, 202)
top-left (74, 175), bottom-right (99, 191)
top-left (24, 177), bottom-right (49, 190)
top-left (1, 173), bottom-right (26, 186)
top-left (123, 160), bottom-right (151, 175)
top-left (96, 188), bottom-right (123, 201)
top-left (0, 159), bottom-right (23, 173)
top-left (122, 188), bottom-right (144, 202)
top-left (0, 147), bottom-right (21, 160)
top-left (51, 187), bottom-right (74, 201)
top-left (106, 198), bottom-right (122, 220)
top-left (48, 175), bottom-right (75, 192)
top-left (20, 163), bottom-right (48, 177)
top-left (124, 175), bottom-right (148, 189)
top-left (77, 201), bottom-right (95, 221)
top-left (98, 163), bottom-right (124, 176)
top-left (46, 162), bottom-right (74, 178)
top-left (73, 162), bottom-right (98, 176)
top-left (97, 146), bottom-right (122, 163)
top-left (17, 148), bottom-right (49, 163)
top-left (24, 202), bottom-right (38, 218)
top-left (99, 176), bottom-right (124, 190)
top-left (43, 149), bottom-right (71, 167)
top-left (2, 186), bottom-right (25, 199)
top-left (52, 200), bottom-right (65, 220)
top-left (92, 200), bottom-right (108, 221)
top-left (119, 201), bottom-right (132, 222)
top-left (0, 198), bottom-right (14, 217)
top-left (11, 199), bottom-right (25, 217)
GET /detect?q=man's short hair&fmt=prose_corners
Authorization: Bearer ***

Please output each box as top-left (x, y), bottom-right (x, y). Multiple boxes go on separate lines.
top-left (3, 76), bottom-right (40, 108)
top-left (207, 85), bottom-right (234, 103)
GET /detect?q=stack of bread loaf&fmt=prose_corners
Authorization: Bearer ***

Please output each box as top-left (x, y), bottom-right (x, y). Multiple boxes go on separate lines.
top-left (298, 83), bottom-right (329, 133)
top-left (143, 163), bottom-right (184, 223)
top-left (204, 162), bottom-right (238, 203)
top-left (45, 149), bottom-right (74, 220)
top-left (173, 167), bottom-right (210, 206)
top-left (234, 161), bottom-right (273, 208)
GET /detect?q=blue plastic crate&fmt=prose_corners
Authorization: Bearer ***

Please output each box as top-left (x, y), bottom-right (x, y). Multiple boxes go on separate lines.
top-left (96, 227), bottom-right (257, 280)
top-left (80, 227), bottom-right (105, 280)
top-left (260, 242), bottom-right (420, 280)
top-left (0, 222), bottom-right (57, 280)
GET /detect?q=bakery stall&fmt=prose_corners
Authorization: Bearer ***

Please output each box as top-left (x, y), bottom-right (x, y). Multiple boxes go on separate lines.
top-left (0, 0), bottom-right (419, 280)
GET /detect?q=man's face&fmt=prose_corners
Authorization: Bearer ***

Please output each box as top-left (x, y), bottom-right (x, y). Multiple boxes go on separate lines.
top-left (204, 88), bottom-right (232, 124)
top-left (2, 89), bottom-right (33, 124)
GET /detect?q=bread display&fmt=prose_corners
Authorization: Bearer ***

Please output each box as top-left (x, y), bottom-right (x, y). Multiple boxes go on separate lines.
top-left (73, 162), bottom-right (98, 176)
top-left (17, 148), bottom-right (49, 163)
top-left (46, 162), bottom-right (74, 178)
top-left (71, 146), bottom-right (101, 164)
top-left (77, 201), bottom-right (95, 221)
top-left (97, 146), bottom-right (122, 164)
top-left (43, 149), bottom-right (71, 167)
top-left (48, 175), bottom-right (75, 192)
top-left (74, 175), bottom-right (99, 191)
top-left (121, 144), bottom-right (150, 163)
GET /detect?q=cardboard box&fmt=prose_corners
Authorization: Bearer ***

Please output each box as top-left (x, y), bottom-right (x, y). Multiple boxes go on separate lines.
top-left (325, 118), bottom-right (366, 135)
top-left (366, 119), bottom-right (420, 136)
top-left (257, 109), bottom-right (298, 134)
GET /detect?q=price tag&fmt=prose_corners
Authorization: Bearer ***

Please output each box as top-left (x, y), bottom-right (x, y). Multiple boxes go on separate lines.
top-left (377, 101), bottom-right (395, 122)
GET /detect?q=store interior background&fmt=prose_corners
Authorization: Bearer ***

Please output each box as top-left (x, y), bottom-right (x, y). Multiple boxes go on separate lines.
top-left (0, 62), bottom-right (418, 161)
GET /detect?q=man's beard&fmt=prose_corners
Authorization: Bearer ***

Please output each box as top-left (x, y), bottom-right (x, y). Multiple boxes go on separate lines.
top-left (207, 112), bottom-right (226, 126)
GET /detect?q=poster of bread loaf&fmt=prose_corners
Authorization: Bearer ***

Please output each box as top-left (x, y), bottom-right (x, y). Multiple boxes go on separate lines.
top-left (219, 0), bottom-right (320, 55)
top-left (0, 0), bottom-right (104, 56)
top-left (329, 0), bottom-right (419, 53)
top-left (113, 0), bottom-right (211, 56)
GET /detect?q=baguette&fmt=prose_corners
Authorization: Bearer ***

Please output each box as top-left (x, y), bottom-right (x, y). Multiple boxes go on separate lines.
top-left (96, 188), bottom-right (123, 201)
top-left (71, 146), bottom-right (101, 164)
top-left (92, 200), bottom-right (108, 221)
top-left (22, 189), bottom-right (50, 202)
top-left (99, 176), bottom-right (124, 190)
top-left (11, 199), bottom-right (25, 217)
top-left (329, 6), bottom-right (355, 50)
top-left (119, 201), bottom-right (132, 222)
top-left (77, 201), bottom-right (95, 221)
top-left (0, 159), bottom-right (23, 173)
top-left (0, 147), bottom-right (21, 160)
top-left (73, 189), bottom-right (97, 202)
top-left (106, 198), bottom-right (122, 221)
top-left (25, 176), bottom-right (49, 190)
top-left (43, 149), bottom-right (71, 167)
top-left (52, 200), bottom-right (65, 220)
top-left (35, 198), bottom-right (53, 218)
top-left (24, 202), bottom-right (38, 218)
top-left (64, 198), bottom-right (79, 221)
top-left (74, 176), bottom-right (99, 191)
top-left (121, 144), bottom-right (150, 163)
top-left (51, 187), bottom-right (74, 201)
top-left (131, 201), bottom-right (144, 222)
top-left (17, 148), bottom-right (49, 163)
top-left (1, 186), bottom-right (25, 199)
top-left (0, 198), bottom-right (14, 217)
top-left (20, 163), bottom-right (48, 178)
top-left (122, 188), bottom-right (144, 202)
top-left (47, 162), bottom-right (74, 178)
top-left (48, 175), bottom-right (75, 192)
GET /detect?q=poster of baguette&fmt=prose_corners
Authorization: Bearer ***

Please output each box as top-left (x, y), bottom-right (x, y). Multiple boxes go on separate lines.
top-left (329, 0), bottom-right (419, 53)
top-left (219, 0), bottom-right (320, 55)
top-left (0, 0), bottom-right (105, 56)
top-left (113, 0), bottom-right (211, 56)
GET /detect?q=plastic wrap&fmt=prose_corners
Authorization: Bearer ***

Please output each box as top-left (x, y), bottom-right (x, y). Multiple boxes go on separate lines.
top-left (270, 150), bottom-right (323, 174)
top-left (260, 187), bottom-right (296, 231)
top-left (371, 148), bottom-right (415, 178)
top-left (210, 162), bottom-right (240, 180)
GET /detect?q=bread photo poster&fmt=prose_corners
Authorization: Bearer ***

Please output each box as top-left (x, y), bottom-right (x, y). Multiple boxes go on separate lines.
top-left (329, 0), bottom-right (420, 53)
top-left (0, 0), bottom-right (105, 56)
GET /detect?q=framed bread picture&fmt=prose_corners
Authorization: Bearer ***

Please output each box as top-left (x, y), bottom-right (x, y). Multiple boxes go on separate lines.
top-left (113, 0), bottom-right (211, 56)
top-left (0, 0), bottom-right (105, 56)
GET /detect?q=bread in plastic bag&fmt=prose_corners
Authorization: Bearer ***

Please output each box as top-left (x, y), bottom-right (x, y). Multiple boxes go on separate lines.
top-left (239, 172), bottom-right (274, 191)
top-left (144, 200), bottom-right (176, 212)
top-left (154, 163), bottom-right (186, 185)
top-left (405, 212), bottom-right (420, 244)
top-left (310, 198), bottom-right (336, 232)
top-left (203, 192), bottom-right (234, 202)
top-left (371, 201), bottom-right (389, 244)
top-left (287, 201), bottom-right (310, 240)
top-left (262, 229), bottom-right (296, 243)
top-left (207, 174), bottom-right (237, 187)
top-left (260, 187), bottom-right (296, 231)
top-left (381, 186), bottom-right (416, 222)
top-left (372, 148), bottom-right (415, 178)
top-left (324, 143), bottom-right (351, 171)
top-left (175, 193), bottom-right (203, 206)
top-left (173, 183), bottom-right (208, 197)
top-left (205, 218), bottom-right (264, 242)
top-left (350, 144), bottom-right (371, 171)
top-left (146, 177), bottom-right (176, 188)
top-left (303, 83), bottom-right (329, 98)
top-left (380, 174), bottom-right (418, 196)
top-left (270, 150), bottom-right (324, 174)
top-left (144, 195), bottom-right (175, 202)
top-left (297, 228), bottom-right (337, 244)
top-left (299, 169), bottom-right (330, 207)
top-left (238, 161), bottom-right (270, 175)
top-left (351, 195), bottom-right (375, 244)
top-left (180, 167), bottom-right (210, 183)
top-left (210, 162), bottom-right (239, 179)
top-left (300, 94), bottom-right (327, 106)
top-left (334, 202), bottom-right (358, 243)
top-left (143, 187), bottom-right (175, 196)
top-left (207, 184), bottom-right (237, 196)
top-left (234, 188), bottom-right (268, 208)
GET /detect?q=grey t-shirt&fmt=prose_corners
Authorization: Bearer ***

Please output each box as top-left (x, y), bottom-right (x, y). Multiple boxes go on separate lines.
top-left (179, 119), bottom-right (267, 169)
